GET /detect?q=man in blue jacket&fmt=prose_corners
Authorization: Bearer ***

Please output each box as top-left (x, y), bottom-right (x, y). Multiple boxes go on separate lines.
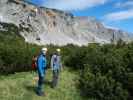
top-left (36, 47), bottom-right (47, 96)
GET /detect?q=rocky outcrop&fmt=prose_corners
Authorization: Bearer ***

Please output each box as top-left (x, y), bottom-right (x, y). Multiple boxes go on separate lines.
top-left (0, 0), bottom-right (132, 46)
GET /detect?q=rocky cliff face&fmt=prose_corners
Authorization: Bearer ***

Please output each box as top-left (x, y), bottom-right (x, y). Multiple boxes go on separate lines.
top-left (0, 0), bottom-right (132, 46)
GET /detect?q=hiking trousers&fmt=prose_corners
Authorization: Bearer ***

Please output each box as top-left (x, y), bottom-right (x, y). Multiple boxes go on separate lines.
top-left (36, 75), bottom-right (44, 95)
top-left (52, 70), bottom-right (59, 88)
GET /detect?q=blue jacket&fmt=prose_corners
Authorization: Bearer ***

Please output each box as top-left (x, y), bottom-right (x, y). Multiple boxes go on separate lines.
top-left (37, 53), bottom-right (47, 77)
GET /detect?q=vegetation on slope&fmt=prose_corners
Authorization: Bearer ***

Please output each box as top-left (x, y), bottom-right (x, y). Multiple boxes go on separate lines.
top-left (65, 42), bottom-right (133, 100)
top-left (0, 22), bottom-right (41, 74)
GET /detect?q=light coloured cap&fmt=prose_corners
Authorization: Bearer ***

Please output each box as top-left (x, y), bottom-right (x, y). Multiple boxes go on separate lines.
top-left (41, 47), bottom-right (48, 52)
top-left (56, 48), bottom-right (61, 52)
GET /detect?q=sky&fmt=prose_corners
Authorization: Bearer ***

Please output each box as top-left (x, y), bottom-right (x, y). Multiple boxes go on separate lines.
top-left (26, 0), bottom-right (133, 33)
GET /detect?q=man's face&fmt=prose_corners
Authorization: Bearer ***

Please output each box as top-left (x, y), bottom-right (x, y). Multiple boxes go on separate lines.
top-left (42, 51), bottom-right (47, 55)
top-left (57, 51), bottom-right (60, 55)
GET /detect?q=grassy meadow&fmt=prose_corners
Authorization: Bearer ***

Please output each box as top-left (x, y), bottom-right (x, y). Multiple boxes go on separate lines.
top-left (0, 68), bottom-right (86, 100)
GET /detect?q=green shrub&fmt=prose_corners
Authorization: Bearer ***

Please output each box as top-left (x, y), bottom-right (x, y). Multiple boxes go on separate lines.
top-left (63, 42), bottom-right (133, 99)
top-left (0, 22), bottom-right (41, 74)
top-left (79, 66), bottom-right (129, 100)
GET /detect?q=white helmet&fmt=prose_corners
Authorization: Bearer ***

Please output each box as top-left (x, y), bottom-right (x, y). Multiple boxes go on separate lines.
top-left (42, 47), bottom-right (47, 51)
top-left (56, 48), bottom-right (61, 52)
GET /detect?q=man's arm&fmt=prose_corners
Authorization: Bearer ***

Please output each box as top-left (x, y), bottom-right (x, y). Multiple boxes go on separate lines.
top-left (38, 57), bottom-right (44, 77)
